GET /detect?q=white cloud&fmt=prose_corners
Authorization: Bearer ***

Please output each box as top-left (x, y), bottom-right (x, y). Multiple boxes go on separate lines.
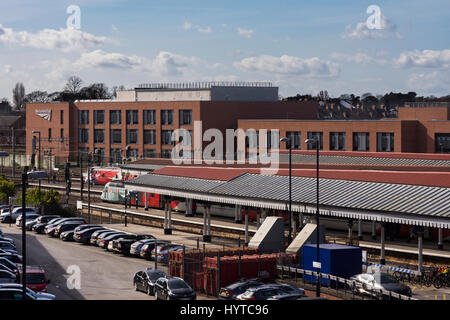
top-left (151, 51), bottom-right (203, 76)
top-left (3, 64), bottom-right (12, 74)
top-left (234, 54), bottom-right (340, 78)
top-left (331, 52), bottom-right (388, 65)
top-left (182, 21), bottom-right (192, 30)
top-left (197, 26), bottom-right (212, 34)
top-left (237, 28), bottom-right (254, 38)
top-left (0, 24), bottom-right (113, 52)
top-left (75, 50), bottom-right (147, 70)
top-left (395, 49), bottom-right (450, 69)
top-left (406, 71), bottom-right (450, 95)
top-left (342, 15), bottom-right (400, 40)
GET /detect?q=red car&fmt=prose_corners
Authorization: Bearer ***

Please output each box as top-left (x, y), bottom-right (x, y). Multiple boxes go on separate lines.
top-left (16, 266), bottom-right (49, 293)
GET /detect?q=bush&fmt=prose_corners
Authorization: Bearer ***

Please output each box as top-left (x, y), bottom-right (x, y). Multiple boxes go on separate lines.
top-left (0, 175), bottom-right (16, 204)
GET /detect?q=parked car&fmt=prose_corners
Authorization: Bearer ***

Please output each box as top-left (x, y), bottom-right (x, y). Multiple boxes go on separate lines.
top-left (0, 257), bottom-right (18, 272)
top-left (0, 283), bottom-right (55, 300)
top-left (15, 214), bottom-right (39, 227)
top-left (73, 226), bottom-right (106, 244)
top-left (60, 230), bottom-right (75, 241)
top-left (73, 224), bottom-right (102, 233)
top-left (45, 218), bottom-right (86, 236)
top-left (54, 221), bottom-right (85, 238)
top-left (0, 236), bottom-right (14, 244)
top-left (151, 244), bottom-right (183, 262)
top-left (17, 266), bottom-right (50, 293)
top-left (267, 293), bottom-right (309, 300)
top-left (140, 240), bottom-right (171, 260)
top-left (0, 206), bottom-right (19, 216)
top-left (90, 230), bottom-right (116, 246)
top-left (33, 217), bottom-right (64, 234)
top-left (0, 248), bottom-right (17, 255)
top-left (112, 234), bottom-right (155, 255)
top-left (0, 241), bottom-right (16, 252)
top-left (26, 215), bottom-right (60, 231)
top-left (0, 253), bottom-right (22, 264)
top-left (0, 288), bottom-right (41, 300)
top-left (350, 272), bottom-right (412, 298)
top-left (98, 233), bottom-right (127, 249)
top-left (154, 276), bottom-right (196, 300)
top-left (133, 268), bottom-right (167, 295)
top-left (0, 270), bottom-right (16, 284)
top-left (0, 263), bottom-right (15, 274)
top-left (236, 284), bottom-right (304, 300)
top-left (1, 207), bottom-right (36, 223)
top-left (219, 279), bottom-right (265, 300)
top-left (130, 239), bottom-right (158, 256)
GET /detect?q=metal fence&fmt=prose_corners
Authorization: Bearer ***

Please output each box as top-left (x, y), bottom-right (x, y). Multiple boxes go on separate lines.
top-left (277, 265), bottom-right (417, 300)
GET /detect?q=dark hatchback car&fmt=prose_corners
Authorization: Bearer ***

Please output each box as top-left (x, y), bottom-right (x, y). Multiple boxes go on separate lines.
top-left (219, 279), bottom-right (265, 300)
top-left (154, 276), bottom-right (196, 301)
top-left (60, 230), bottom-right (75, 241)
top-left (0, 253), bottom-right (22, 264)
top-left (90, 230), bottom-right (116, 246)
top-left (98, 233), bottom-right (126, 249)
top-left (32, 217), bottom-right (64, 234)
top-left (0, 257), bottom-right (18, 272)
top-left (26, 215), bottom-right (60, 231)
top-left (236, 284), bottom-right (305, 300)
top-left (113, 234), bottom-right (155, 255)
top-left (73, 226), bottom-right (106, 244)
top-left (54, 221), bottom-right (85, 238)
top-left (133, 268), bottom-right (167, 295)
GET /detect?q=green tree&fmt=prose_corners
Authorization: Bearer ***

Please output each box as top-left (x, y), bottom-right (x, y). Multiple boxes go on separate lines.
top-left (0, 176), bottom-right (16, 204)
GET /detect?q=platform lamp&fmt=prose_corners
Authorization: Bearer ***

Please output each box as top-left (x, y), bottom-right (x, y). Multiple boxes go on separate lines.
top-left (32, 131), bottom-right (42, 215)
top-left (279, 137), bottom-right (292, 244)
top-left (305, 137), bottom-right (321, 297)
top-left (22, 169), bottom-right (48, 300)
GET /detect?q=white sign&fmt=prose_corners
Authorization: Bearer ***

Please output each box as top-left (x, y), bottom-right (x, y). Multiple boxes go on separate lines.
top-left (35, 109), bottom-right (52, 121)
top-left (313, 261), bottom-right (321, 269)
top-left (362, 250), bottom-right (367, 263)
top-left (76, 201), bottom-right (82, 210)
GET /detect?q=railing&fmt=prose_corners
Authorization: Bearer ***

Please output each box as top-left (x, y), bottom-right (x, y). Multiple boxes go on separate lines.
top-left (137, 81), bottom-right (274, 90)
top-left (277, 265), bottom-right (417, 301)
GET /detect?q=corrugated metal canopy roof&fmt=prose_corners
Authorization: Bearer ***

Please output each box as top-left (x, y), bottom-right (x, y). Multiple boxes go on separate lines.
top-left (125, 172), bottom-right (450, 228)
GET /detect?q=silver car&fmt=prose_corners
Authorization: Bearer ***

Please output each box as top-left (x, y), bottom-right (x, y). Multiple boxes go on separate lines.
top-left (350, 272), bottom-right (412, 298)
top-left (0, 283), bottom-right (55, 300)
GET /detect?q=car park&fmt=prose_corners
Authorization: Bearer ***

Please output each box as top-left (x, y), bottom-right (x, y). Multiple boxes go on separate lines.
top-left (0, 288), bottom-right (41, 300)
top-left (130, 239), bottom-right (157, 257)
top-left (45, 218), bottom-right (86, 236)
top-left (0, 253), bottom-right (22, 264)
top-left (219, 279), bottom-right (265, 300)
top-left (1, 207), bottom-right (36, 223)
top-left (133, 268), bottom-right (167, 295)
top-left (73, 226), bottom-right (106, 244)
top-left (15, 214), bottom-right (40, 228)
top-left (98, 233), bottom-right (126, 249)
top-left (112, 234), bottom-right (155, 255)
top-left (350, 272), bottom-right (412, 298)
top-left (54, 221), bottom-right (85, 238)
top-left (140, 240), bottom-right (171, 260)
top-left (33, 217), bottom-right (64, 234)
top-left (17, 266), bottom-right (50, 293)
top-left (0, 270), bottom-right (16, 284)
top-left (0, 236), bottom-right (14, 244)
top-left (60, 230), bottom-right (75, 241)
top-left (0, 283), bottom-right (55, 300)
top-left (154, 276), bottom-right (196, 300)
top-left (73, 224), bottom-right (102, 233)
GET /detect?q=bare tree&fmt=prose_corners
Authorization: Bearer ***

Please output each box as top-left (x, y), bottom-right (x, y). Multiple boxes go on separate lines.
top-left (12, 82), bottom-right (25, 110)
top-left (63, 76), bottom-right (83, 100)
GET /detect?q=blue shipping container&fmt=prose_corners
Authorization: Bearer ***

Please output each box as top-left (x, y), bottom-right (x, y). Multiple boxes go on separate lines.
top-left (302, 244), bottom-right (362, 286)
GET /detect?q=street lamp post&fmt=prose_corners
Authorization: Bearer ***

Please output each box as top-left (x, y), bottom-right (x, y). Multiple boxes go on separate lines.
top-left (280, 137), bottom-right (292, 244)
top-left (305, 138), bottom-right (320, 297)
top-left (22, 169), bottom-right (48, 300)
top-left (32, 131), bottom-right (41, 215)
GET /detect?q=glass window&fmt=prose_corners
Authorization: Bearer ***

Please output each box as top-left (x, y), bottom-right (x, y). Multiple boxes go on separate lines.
top-left (60, 110), bottom-right (64, 124)
top-left (110, 148), bottom-right (122, 163)
top-left (127, 148), bottom-right (139, 158)
top-left (286, 131), bottom-right (301, 149)
top-left (126, 129), bottom-right (138, 144)
top-left (144, 149), bottom-right (156, 158)
top-left (78, 147), bottom-right (90, 160)
top-left (179, 110), bottom-right (192, 125)
top-left (144, 130), bottom-right (156, 145)
top-left (161, 149), bottom-right (172, 158)
top-left (377, 133), bottom-right (394, 152)
top-left (110, 110), bottom-right (121, 125)
top-left (143, 110), bottom-right (156, 125)
top-left (161, 110), bottom-right (173, 125)
top-left (94, 129), bottom-right (105, 143)
top-left (60, 128), bottom-right (64, 142)
top-left (94, 110), bottom-right (105, 125)
top-left (79, 129), bottom-right (89, 143)
top-left (307, 132), bottom-right (323, 150)
top-left (330, 132), bottom-right (346, 151)
top-left (48, 128), bottom-right (51, 142)
top-left (161, 130), bottom-right (173, 145)
top-left (79, 110), bottom-right (89, 125)
top-left (435, 133), bottom-right (450, 153)
top-left (110, 129), bottom-right (122, 144)
top-left (126, 110), bottom-right (139, 125)
top-left (353, 132), bottom-right (369, 151)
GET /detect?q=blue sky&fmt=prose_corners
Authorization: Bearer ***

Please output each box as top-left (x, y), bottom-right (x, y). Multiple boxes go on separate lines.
top-left (0, 0), bottom-right (449, 100)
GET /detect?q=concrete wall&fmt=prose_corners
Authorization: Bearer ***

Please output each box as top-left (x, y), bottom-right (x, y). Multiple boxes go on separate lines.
top-left (210, 86), bottom-right (278, 101)
top-left (116, 90), bottom-right (136, 102)
top-left (136, 89), bottom-right (211, 102)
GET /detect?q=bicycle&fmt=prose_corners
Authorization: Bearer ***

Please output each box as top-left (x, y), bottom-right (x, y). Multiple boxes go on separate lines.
top-left (433, 266), bottom-right (449, 289)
